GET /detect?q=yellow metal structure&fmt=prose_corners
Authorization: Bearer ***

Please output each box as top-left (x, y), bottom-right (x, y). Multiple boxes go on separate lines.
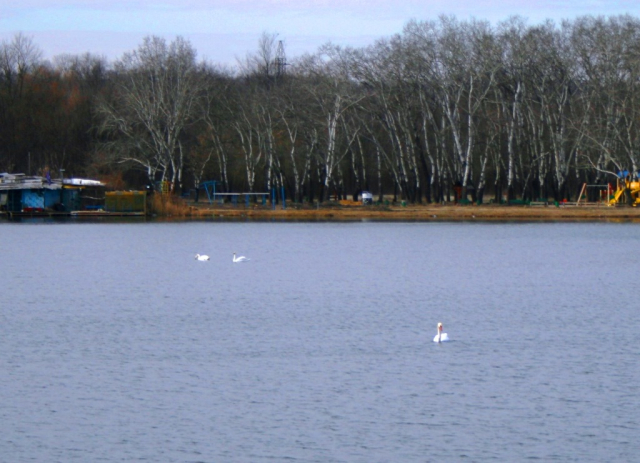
top-left (159, 181), bottom-right (171, 195)
top-left (609, 177), bottom-right (640, 206)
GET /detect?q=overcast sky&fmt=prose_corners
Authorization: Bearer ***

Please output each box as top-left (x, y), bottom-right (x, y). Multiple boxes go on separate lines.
top-left (1, 0), bottom-right (640, 67)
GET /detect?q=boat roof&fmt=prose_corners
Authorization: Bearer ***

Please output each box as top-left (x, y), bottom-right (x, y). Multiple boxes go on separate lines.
top-left (0, 173), bottom-right (104, 191)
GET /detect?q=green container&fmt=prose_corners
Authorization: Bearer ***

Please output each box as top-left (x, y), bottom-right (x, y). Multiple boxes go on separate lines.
top-left (105, 191), bottom-right (146, 212)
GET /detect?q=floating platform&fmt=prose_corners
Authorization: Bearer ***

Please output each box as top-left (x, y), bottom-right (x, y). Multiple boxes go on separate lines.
top-left (70, 210), bottom-right (145, 217)
top-left (2, 210), bottom-right (145, 218)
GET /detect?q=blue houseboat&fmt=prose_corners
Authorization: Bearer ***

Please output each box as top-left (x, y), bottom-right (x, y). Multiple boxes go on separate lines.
top-left (0, 173), bottom-right (104, 216)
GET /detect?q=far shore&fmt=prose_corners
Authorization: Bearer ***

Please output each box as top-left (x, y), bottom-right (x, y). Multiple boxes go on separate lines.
top-left (181, 201), bottom-right (640, 221)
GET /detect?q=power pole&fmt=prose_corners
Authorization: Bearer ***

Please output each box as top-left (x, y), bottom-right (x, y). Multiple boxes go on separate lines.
top-left (275, 40), bottom-right (287, 77)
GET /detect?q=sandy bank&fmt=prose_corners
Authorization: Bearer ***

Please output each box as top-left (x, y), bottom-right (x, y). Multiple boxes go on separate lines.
top-left (185, 203), bottom-right (640, 221)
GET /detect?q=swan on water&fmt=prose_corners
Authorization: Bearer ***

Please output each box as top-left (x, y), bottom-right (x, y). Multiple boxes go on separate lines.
top-left (233, 252), bottom-right (249, 263)
top-left (195, 254), bottom-right (210, 261)
top-left (433, 322), bottom-right (449, 343)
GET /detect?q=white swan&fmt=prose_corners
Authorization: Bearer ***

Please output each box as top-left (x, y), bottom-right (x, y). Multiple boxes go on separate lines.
top-left (233, 252), bottom-right (249, 263)
top-left (195, 254), bottom-right (210, 261)
top-left (433, 322), bottom-right (450, 343)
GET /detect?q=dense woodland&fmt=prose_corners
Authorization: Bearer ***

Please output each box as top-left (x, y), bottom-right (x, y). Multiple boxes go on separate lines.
top-left (2, 15), bottom-right (640, 203)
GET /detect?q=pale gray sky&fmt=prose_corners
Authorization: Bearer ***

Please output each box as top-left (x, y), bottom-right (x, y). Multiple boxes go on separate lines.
top-left (1, 0), bottom-right (639, 66)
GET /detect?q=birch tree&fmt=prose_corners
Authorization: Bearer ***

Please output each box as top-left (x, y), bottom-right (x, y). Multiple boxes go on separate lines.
top-left (97, 36), bottom-right (202, 192)
top-left (298, 47), bottom-right (365, 201)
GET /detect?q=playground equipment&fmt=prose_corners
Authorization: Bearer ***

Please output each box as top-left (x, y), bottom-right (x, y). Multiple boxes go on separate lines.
top-left (576, 183), bottom-right (611, 206)
top-left (198, 180), bottom-right (281, 208)
top-left (608, 172), bottom-right (640, 206)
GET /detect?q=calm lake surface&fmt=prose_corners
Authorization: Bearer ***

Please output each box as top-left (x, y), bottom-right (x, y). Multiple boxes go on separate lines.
top-left (1, 219), bottom-right (638, 462)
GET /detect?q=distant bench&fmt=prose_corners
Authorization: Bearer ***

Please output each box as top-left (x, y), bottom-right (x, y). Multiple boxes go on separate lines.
top-left (508, 199), bottom-right (526, 206)
top-left (206, 192), bottom-right (269, 206)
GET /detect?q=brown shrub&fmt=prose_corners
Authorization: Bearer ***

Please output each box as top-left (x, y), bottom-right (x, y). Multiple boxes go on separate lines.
top-left (149, 194), bottom-right (194, 216)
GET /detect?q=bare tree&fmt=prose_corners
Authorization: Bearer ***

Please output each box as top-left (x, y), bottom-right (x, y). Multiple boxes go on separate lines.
top-left (0, 33), bottom-right (44, 172)
top-left (96, 36), bottom-right (202, 192)
top-left (0, 33), bottom-right (43, 99)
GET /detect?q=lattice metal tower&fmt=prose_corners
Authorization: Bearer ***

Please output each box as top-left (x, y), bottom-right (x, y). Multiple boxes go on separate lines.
top-left (274, 40), bottom-right (287, 77)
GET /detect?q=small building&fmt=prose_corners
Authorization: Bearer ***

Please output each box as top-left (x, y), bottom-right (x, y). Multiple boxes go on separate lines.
top-left (1, 173), bottom-right (64, 213)
top-left (0, 173), bottom-right (104, 214)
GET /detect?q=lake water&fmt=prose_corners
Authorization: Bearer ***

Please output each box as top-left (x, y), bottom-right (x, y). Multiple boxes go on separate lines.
top-left (1, 219), bottom-right (638, 462)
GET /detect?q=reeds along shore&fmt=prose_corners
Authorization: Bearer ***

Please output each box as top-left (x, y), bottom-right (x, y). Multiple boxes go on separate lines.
top-left (148, 195), bottom-right (640, 221)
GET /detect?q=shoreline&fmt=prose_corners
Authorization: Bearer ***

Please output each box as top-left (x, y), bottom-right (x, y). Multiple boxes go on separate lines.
top-left (4, 203), bottom-right (640, 222)
top-left (184, 203), bottom-right (640, 222)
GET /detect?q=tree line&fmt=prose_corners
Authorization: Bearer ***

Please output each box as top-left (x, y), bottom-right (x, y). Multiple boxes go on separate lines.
top-left (2, 14), bottom-right (640, 203)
